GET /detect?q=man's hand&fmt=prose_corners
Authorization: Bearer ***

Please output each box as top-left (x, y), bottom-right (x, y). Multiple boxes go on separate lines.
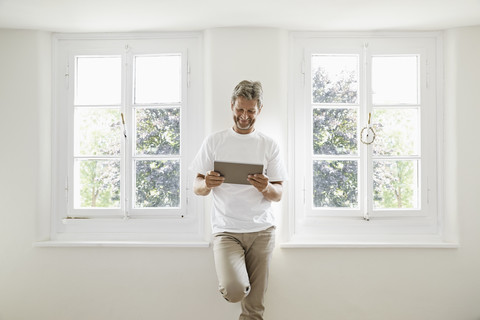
top-left (205, 171), bottom-right (225, 189)
top-left (247, 173), bottom-right (269, 193)
top-left (248, 174), bottom-right (283, 202)
top-left (193, 171), bottom-right (225, 196)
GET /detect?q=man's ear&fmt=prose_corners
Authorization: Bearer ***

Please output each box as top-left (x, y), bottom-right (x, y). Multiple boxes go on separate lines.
top-left (258, 104), bottom-right (263, 114)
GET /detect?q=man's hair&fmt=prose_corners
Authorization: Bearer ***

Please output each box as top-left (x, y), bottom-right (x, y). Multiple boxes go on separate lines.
top-left (231, 80), bottom-right (263, 108)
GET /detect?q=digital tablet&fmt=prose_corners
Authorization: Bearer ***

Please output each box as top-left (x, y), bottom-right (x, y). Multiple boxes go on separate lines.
top-left (214, 161), bottom-right (264, 185)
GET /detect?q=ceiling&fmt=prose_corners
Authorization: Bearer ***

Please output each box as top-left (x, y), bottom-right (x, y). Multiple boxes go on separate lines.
top-left (0, 0), bottom-right (480, 33)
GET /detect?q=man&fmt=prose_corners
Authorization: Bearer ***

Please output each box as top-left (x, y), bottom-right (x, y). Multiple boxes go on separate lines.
top-left (190, 80), bottom-right (287, 320)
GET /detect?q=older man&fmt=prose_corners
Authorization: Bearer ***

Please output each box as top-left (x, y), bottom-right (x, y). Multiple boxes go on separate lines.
top-left (190, 80), bottom-right (287, 320)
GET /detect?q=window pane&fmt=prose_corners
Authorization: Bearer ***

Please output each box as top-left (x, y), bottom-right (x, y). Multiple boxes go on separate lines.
top-left (135, 160), bottom-right (180, 208)
top-left (136, 108), bottom-right (180, 155)
top-left (75, 56), bottom-right (121, 105)
top-left (372, 56), bottom-right (419, 105)
top-left (313, 108), bottom-right (358, 155)
top-left (312, 55), bottom-right (359, 104)
top-left (313, 160), bottom-right (358, 208)
top-left (134, 55), bottom-right (181, 104)
top-left (373, 160), bottom-right (419, 209)
top-left (74, 107), bottom-right (121, 156)
top-left (373, 108), bottom-right (419, 156)
top-left (74, 159), bottom-right (120, 208)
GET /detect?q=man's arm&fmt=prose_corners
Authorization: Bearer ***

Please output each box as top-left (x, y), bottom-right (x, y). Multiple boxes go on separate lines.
top-left (261, 181), bottom-right (283, 202)
top-left (248, 174), bottom-right (283, 202)
top-left (193, 171), bottom-right (225, 196)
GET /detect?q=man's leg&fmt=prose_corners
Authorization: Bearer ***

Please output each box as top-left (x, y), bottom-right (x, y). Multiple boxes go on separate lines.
top-left (240, 227), bottom-right (276, 320)
top-left (213, 233), bottom-right (251, 303)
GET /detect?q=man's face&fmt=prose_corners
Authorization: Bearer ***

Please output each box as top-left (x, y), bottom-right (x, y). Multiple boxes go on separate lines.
top-left (231, 96), bottom-right (261, 134)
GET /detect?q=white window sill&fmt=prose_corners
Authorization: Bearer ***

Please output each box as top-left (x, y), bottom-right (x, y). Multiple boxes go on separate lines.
top-left (34, 230), bottom-right (211, 248)
top-left (34, 240), bottom-right (210, 248)
top-left (280, 234), bottom-right (459, 248)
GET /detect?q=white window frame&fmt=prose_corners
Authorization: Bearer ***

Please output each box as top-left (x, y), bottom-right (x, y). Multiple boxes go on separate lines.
top-left (284, 32), bottom-right (456, 248)
top-left (43, 33), bottom-right (206, 247)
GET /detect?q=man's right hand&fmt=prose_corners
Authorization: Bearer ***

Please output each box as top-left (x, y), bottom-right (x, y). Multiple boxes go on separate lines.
top-left (204, 171), bottom-right (225, 189)
top-left (193, 171), bottom-right (225, 196)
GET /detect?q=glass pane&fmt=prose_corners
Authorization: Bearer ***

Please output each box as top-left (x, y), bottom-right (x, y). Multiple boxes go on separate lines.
top-left (135, 160), bottom-right (180, 208)
top-left (74, 159), bottom-right (120, 208)
top-left (134, 55), bottom-right (182, 104)
top-left (74, 107), bottom-right (122, 156)
top-left (75, 56), bottom-right (121, 105)
top-left (372, 56), bottom-right (419, 105)
top-left (373, 108), bottom-right (419, 156)
top-left (313, 160), bottom-right (358, 208)
top-left (313, 108), bottom-right (358, 155)
top-left (312, 55), bottom-right (359, 104)
top-left (373, 160), bottom-right (419, 209)
top-left (136, 108), bottom-right (180, 155)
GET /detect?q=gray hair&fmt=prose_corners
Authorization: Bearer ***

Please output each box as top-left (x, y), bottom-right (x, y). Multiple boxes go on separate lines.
top-left (231, 80), bottom-right (263, 108)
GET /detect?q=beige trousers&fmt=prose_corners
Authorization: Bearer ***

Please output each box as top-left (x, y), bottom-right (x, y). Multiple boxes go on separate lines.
top-left (212, 227), bottom-right (276, 320)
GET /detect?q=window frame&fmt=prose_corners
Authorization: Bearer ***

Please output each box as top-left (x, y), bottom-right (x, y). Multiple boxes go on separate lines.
top-left (46, 33), bottom-right (206, 246)
top-left (284, 32), bottom-right (454, 248)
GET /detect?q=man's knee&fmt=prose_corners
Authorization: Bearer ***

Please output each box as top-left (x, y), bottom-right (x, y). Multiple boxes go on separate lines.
top-left (219, 281), bottom-right (251, 303)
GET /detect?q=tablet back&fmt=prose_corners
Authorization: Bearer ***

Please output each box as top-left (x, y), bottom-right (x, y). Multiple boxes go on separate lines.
top-left (214, 161), bottom-right (264, 185)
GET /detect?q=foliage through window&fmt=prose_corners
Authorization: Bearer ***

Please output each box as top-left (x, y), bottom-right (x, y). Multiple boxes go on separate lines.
top-left (52, 34), bottom-right (203, 243)
top-left (289, 34), bottom-right (443, 244)
top-left (72, 54), bottom-right (182, 212)
top-left (310, 54), bottom-right (420, 210)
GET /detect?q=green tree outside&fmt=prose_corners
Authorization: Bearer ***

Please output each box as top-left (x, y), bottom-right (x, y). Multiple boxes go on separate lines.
top-left (312, 65), bottom-right (417, 209)
top-left (77, 107), bottom-right (181, 208)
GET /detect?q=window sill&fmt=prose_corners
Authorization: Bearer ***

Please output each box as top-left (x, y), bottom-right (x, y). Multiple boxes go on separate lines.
top-left (280, 234), bottom-right (459, 248)
top-left (34, 240), bottom-right (210, 248)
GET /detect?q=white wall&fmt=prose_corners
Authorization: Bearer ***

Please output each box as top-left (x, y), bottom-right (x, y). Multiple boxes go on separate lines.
top-left (1, 26), bottom-right (480, 320)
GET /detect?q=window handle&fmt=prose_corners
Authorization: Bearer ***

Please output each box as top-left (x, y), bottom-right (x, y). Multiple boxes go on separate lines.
top-left (121, 113), bottom-right (127, 138)
top-left (364, 211), bottom-right (370, 221)
top-left (360, 112), bottom-right (376, 145)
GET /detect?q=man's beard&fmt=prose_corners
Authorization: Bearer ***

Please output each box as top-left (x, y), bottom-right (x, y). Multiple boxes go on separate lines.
top-left (234, 116), bottom-right (255, 130)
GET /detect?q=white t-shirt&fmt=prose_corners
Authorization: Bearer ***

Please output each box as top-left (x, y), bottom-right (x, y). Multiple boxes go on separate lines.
top-left (190, 128), bottom-right (288, 234)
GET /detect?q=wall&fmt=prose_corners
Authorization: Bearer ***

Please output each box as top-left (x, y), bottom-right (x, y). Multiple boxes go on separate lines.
top-left (0, 26), bottom-right (479, 320)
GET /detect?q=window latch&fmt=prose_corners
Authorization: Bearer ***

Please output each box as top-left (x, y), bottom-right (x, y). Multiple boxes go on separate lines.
top-left (363, 211), bottom-right (370, 221)
top-left (360, 112), bottom-right (376, 145)
top-left (121, 113), bottom-right (127, 138)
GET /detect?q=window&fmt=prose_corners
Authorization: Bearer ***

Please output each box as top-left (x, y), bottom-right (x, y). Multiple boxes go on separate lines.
top-left (49, 34), bottom-right (205, 246)
top-left (286, 33), bottom-right (452, 247)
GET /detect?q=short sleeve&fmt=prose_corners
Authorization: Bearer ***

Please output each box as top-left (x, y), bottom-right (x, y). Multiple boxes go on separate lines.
top-left (266, 140), bottom-right (288, 182)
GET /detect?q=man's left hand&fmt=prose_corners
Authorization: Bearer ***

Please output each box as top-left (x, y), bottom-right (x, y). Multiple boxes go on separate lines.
top-left (248, 174), bottom-right (270, 193)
